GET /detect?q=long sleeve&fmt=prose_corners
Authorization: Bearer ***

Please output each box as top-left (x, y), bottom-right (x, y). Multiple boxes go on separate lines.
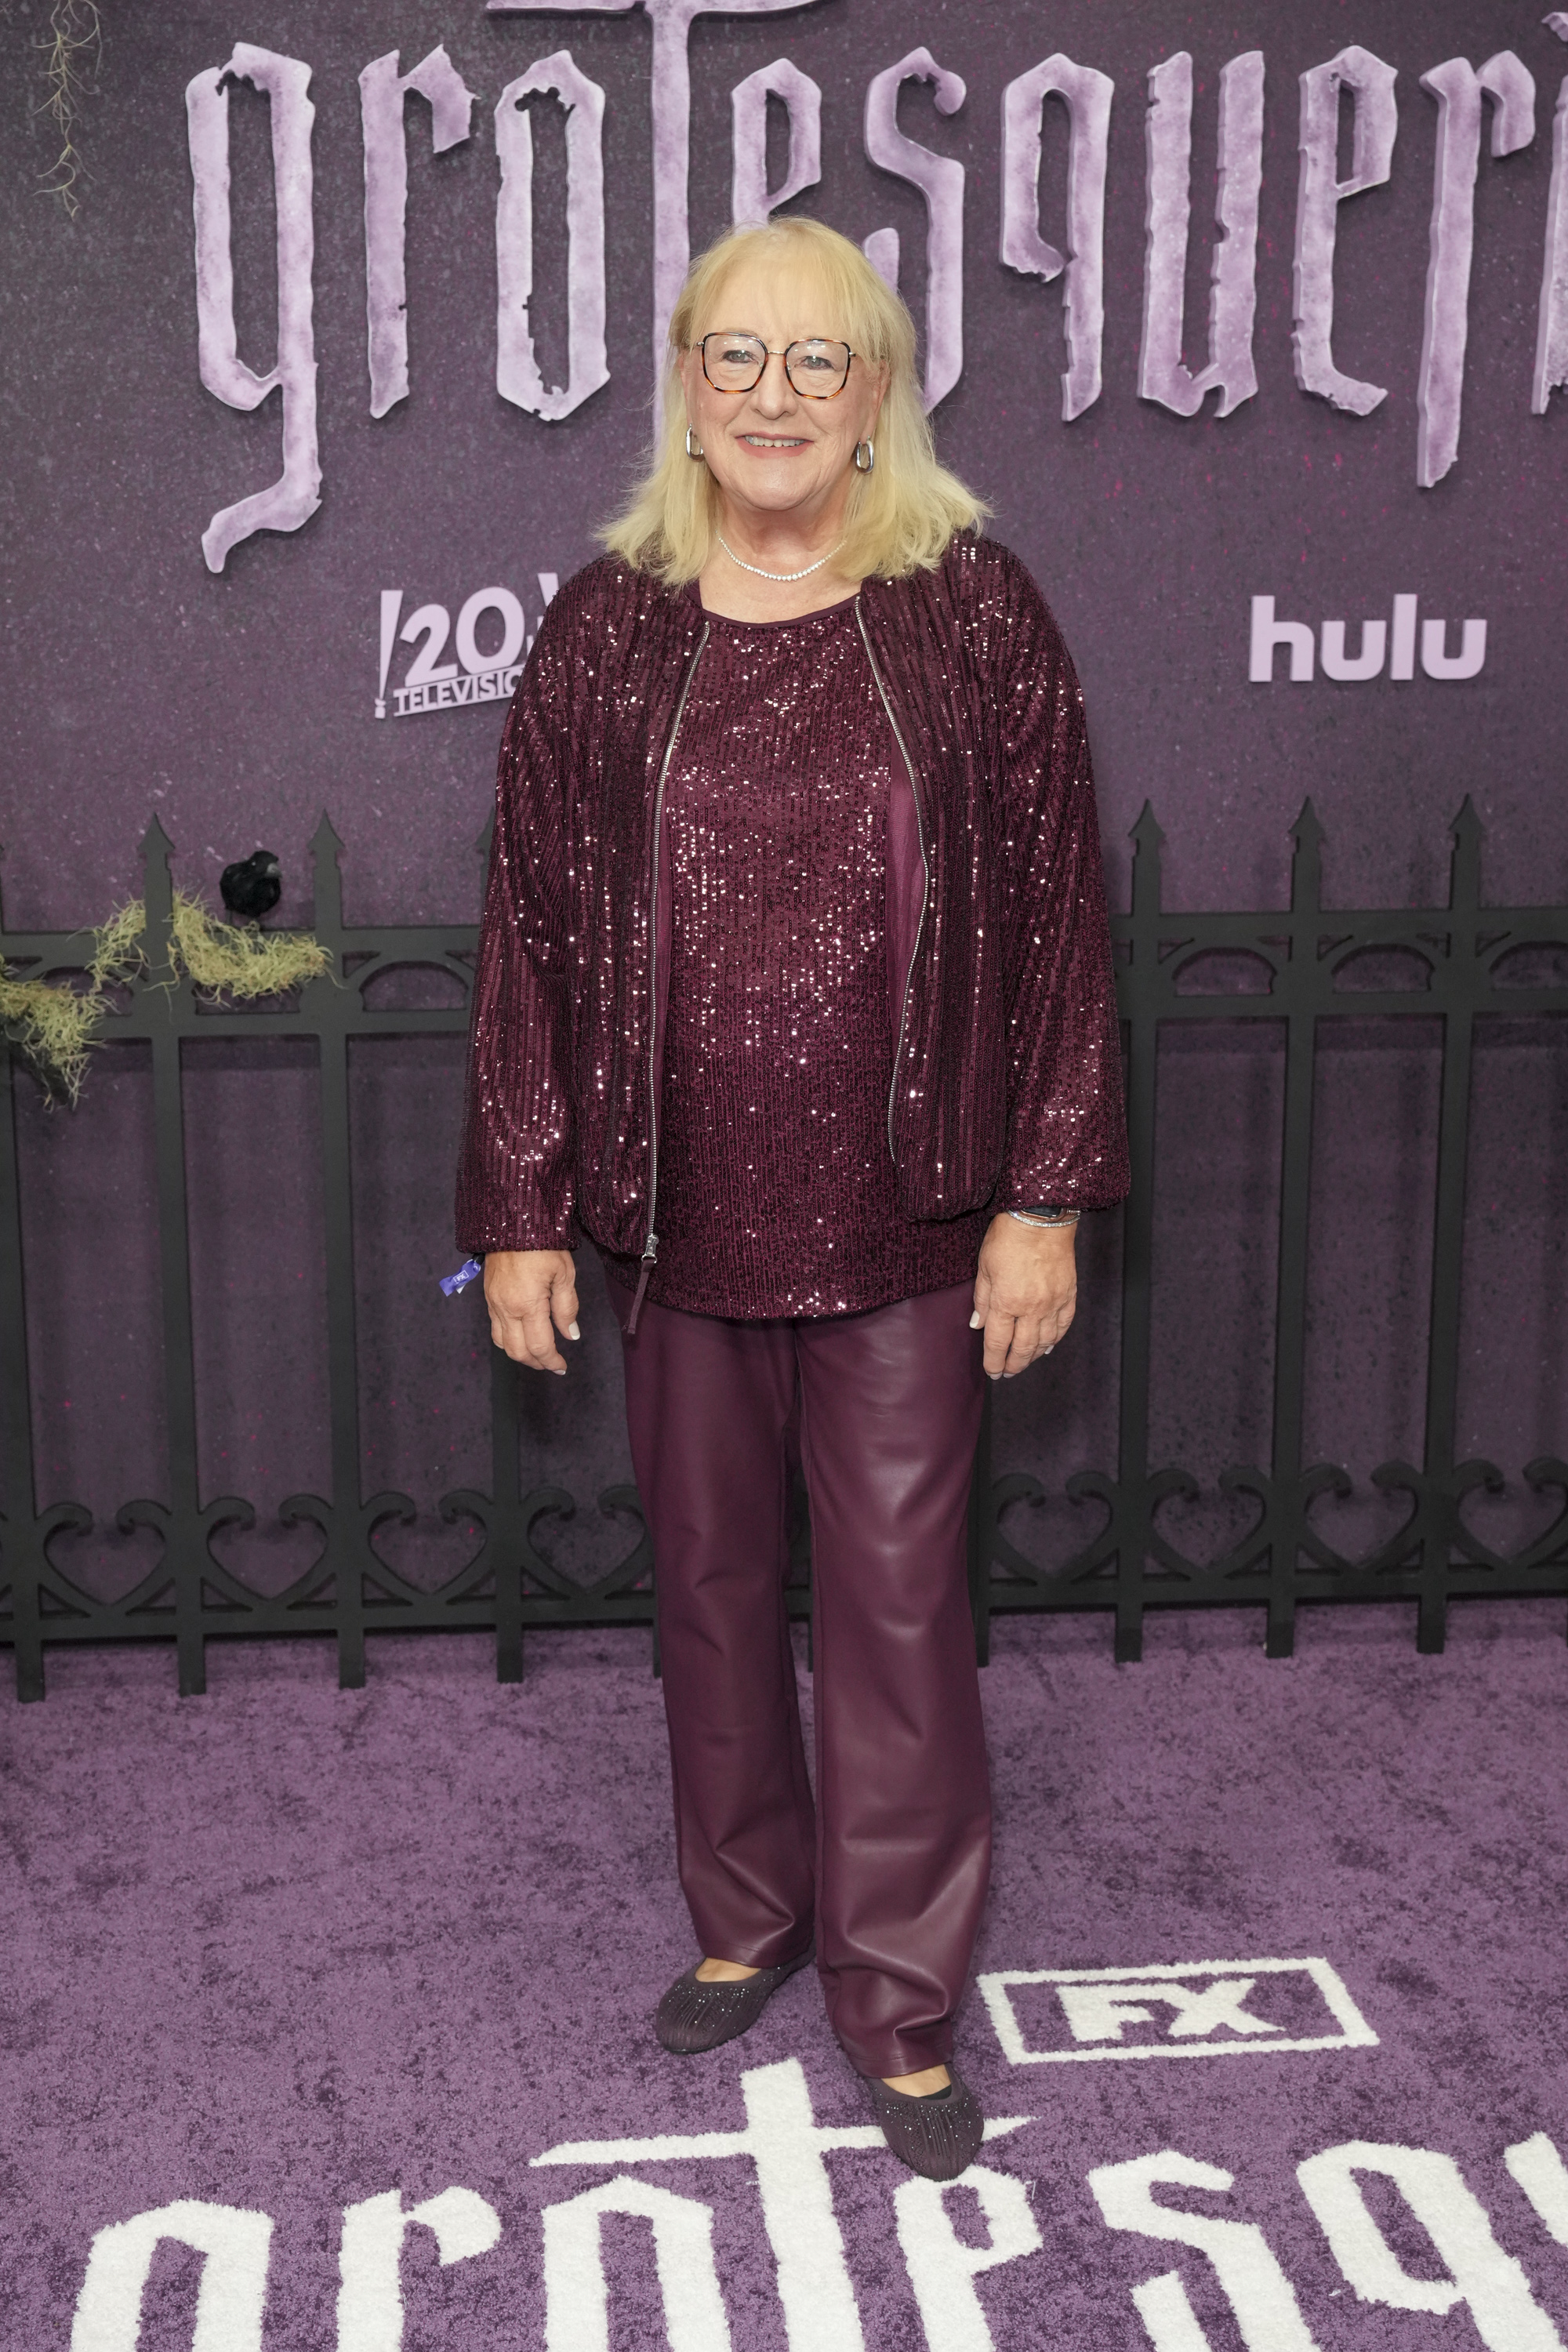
top-left (454, 616), bottom-right (580, 1254)
top-left (982, 556), bottom-right (1129, 1211)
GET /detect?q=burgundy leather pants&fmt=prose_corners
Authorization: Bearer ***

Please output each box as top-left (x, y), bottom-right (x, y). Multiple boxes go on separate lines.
top-left (612, 1276), bottom-right (990, 2078)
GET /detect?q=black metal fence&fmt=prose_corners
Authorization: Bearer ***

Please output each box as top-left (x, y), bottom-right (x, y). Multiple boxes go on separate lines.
top-left (3, 805), bottom-right (1566, 1700)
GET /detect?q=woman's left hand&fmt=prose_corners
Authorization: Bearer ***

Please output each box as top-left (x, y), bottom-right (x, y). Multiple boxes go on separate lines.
top-left (971, 1215), bottom-right (1077, 1378)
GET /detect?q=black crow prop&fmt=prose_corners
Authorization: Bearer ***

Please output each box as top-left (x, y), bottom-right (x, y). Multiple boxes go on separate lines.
top-left (220, 849), bottom-right (282, 924)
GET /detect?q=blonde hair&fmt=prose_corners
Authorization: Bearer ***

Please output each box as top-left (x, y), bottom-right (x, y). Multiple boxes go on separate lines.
top-left (600, 217), bottom-right (988, 584)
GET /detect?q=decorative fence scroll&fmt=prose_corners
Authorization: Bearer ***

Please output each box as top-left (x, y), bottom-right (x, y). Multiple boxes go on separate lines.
top-left (2, 805), bottom-right (1566, 1700)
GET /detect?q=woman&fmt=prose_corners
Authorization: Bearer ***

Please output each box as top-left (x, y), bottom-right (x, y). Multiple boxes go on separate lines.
top-left (457, 218), bottom-right (1127, 2180)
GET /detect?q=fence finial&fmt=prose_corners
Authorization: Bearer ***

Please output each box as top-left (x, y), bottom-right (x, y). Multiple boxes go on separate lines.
top-left (139, 815), bottom-right (177, 979)
top-left (1448, 796), bottom-right (1485, 914)
top-left (1128, 802), bottom-right (1165, 920)
top-left (1288, 799), bottom-right (1326, 914)
top-left (310, 812), bottom-right (344, 937)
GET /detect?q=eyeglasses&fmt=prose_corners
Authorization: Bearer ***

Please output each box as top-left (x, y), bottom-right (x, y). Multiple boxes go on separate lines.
top-left (695, 331), bottom-right (855, 399)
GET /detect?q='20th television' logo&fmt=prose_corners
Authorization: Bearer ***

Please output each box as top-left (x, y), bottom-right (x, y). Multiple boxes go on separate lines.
top-left (375, 575), bottom-right (558, 719)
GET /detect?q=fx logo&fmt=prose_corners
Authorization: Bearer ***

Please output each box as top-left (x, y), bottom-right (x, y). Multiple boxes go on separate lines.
top-left (978, 1956), bottom-right (1378, 2066)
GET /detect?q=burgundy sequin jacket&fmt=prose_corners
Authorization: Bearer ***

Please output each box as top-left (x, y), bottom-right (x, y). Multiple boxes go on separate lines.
top-left (456, 532), bottom-right (1129, 1261)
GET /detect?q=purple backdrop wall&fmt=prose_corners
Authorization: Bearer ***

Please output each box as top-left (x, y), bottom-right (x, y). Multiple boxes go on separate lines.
top-left (2, 0), bottom-right (1566, 1600)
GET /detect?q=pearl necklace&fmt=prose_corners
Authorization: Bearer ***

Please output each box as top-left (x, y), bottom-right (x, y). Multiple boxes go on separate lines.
top-left (717, 532), bottom-right (838, 583)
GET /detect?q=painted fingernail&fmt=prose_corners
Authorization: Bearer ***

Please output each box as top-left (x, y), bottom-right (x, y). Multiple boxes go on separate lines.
top-left (969, 1312), bottom-right (983, 1329)
top-left (568, 1321), bottom-right (581, 1340)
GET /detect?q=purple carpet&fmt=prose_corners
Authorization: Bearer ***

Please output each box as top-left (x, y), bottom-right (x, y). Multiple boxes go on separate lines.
top-left (6, 1604), bottom-right (1568, 2351)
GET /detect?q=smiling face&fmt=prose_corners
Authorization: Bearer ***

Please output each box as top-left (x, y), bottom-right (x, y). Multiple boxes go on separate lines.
top-left (678, 260), bottom-right (887, 542)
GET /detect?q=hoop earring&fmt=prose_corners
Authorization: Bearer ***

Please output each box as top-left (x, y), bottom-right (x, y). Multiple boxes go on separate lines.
top-left (854, 438), bottom-right (875, 474)
top-left (684, 426), bottom-right (705, 461)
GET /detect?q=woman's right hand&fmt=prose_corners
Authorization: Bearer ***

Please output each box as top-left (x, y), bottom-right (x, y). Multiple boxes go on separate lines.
top-left (483, 1249), bottom-right (580, 1374)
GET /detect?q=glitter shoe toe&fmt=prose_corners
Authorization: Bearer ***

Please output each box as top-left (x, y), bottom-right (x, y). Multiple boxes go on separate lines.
top-left (864, 2064), bottom-right (985, 2180)
top-left (655, 1952), bottom-right (811, 2056)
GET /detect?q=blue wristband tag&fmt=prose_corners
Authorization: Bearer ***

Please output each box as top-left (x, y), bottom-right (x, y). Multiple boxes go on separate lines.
top-left (440, 1255), bottom-right (485, 1297)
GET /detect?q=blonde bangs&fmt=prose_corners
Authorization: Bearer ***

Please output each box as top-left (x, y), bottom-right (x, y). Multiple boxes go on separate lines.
top-left (599, 217), bottom-right (988, 586)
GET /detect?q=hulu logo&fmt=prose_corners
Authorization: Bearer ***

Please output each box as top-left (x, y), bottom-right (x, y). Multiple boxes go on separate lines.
top-left (1249, 594), bottom-right (1486, 683)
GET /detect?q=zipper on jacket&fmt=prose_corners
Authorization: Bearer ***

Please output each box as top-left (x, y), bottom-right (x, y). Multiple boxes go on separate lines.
top-left (627, 619), bottom-right (710, 1336)
top-left (855, 600), bottom-right (930, 1159)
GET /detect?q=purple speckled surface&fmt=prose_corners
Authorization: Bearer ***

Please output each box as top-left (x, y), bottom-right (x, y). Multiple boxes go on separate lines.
top-left (3, 0), bottom-right (1566, 1604)
top-left (4, 16), bottom-right (1567, 2332)
top-left (5, 1604), bottom-right (1568, 2348)
top-left (2, 0), bottom-right (1564, 929)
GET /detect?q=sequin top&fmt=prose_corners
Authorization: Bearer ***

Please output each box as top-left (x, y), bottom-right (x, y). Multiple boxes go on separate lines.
top-left (627, 596), bottom-right (988, 1318)
top-left (456, 535), bottom-right (1129, 1270)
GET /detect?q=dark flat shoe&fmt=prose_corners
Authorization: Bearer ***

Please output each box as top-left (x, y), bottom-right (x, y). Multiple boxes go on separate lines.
top-left (864, 2063), bottom-right (985, 2180)
top-left (655, 1951), bottom-right (813, 2056)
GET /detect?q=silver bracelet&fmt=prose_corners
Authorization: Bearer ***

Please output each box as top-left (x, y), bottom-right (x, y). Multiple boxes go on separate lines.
top-left (1007, 1207), bottom-right (1080, 1230)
